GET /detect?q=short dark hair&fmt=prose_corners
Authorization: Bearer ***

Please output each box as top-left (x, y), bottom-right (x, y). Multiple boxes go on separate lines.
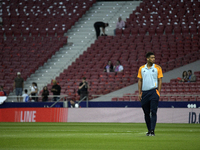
top-left (32, 82), bottom-right (37, 87)
top-left (106, 23), bottom-right (109, 27)
top-left (188, 70), bottom-right (192, 73)
top-left (82, 77), bottom-right (86, 80)
top-left (25, 89), bottom-right (28, 93)
top-left (146, 52), bottom-right (154, 58)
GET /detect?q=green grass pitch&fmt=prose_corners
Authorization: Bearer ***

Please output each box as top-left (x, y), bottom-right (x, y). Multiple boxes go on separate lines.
top-left (0, 123), bottom-right (199, 150)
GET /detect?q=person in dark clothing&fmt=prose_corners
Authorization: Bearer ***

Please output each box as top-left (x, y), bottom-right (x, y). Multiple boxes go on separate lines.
top-left (42, 86), bottom-right (49, 102)
top-left (51, 80), bottom-right (61, 101)
top-left (79, 77), bottom-right (89, 100)
top-left (94, 22), bottom-right (109, 39)
top-left (104, 61), bottom-right (114, 72)
top-left (0, 86), bottom-right (7, 96)
top-left (13, 72), bottom-right (24, 102)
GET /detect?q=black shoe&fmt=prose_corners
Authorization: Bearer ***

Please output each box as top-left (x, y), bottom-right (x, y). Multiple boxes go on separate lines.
top-left (146, 131), bottom-right (151, 136)
top-left (150, 131), bottom-right (155, 136)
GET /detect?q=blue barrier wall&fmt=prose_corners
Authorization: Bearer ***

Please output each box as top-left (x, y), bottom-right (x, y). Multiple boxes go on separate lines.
top-left (0, 101), bottom-right (200, 108)
top-left (78, 101), bottom-right (200, 108)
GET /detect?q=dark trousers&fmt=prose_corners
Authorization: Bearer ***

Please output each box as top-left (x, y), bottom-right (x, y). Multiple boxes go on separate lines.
top-left (31, 93), bottom-right (38, 102)
top-left (80, 93), bottom-right (88, 101)
top-left (42, 97), bottom-right (48, 102)
top-left (94, 24), bottom-right (100, 39)
top-left (141, 89), bottom-right (159, 132)
top-left (53, 97), bottom-right (60, 101)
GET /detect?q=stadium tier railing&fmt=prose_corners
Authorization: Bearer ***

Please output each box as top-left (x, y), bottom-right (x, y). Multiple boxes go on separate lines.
top-left (91, 94), bottom-right (200, 102)
top-left (5, 94), bottom-right (89, 108)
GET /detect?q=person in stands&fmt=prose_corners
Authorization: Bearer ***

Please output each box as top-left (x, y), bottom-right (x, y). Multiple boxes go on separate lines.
top-left (22, 89), bottom-right (29, 102)
top-left (187, 70), bottom-right (196, 82)
top-left (180, 71), bottom-right (188, 82)
top-left (114, 60), bottom-right (124, 72)
top-left (94, 22), bottom-right (109, 39)
top-left (79, 77), bottom-right (89, 101)
top-left (13, 72), bottom-right (24, 102)
top-left (51, 80), bottom-right (61, 101)
top-left (114, 17), bottom-right (125, 35)
top-left (30, 82), bottom-right (38, 102)
top-left (42, 86), bottom-right (49, 102)
top-left (104, 61), bottom-right (114, 72)
top-left (0, 86), bottom-right (6, 96)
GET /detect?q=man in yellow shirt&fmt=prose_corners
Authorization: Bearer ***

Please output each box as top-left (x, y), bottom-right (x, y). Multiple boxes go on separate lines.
top-left (137, 52), bottom-right (163, 136)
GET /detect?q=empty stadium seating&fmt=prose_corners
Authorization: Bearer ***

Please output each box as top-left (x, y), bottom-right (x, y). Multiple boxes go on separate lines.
top-left (41, 0), bottom-right (200, 102)
top-left (0, 0), bottom-right (96, 96)
top-left (124, 0), bottom-right (200, 36)
top-left (1, 0), bottom-right (200, 102)
top-left (1, 0), bottom-right (96, 37)
top-left (42, 33), bottom-right (200, 101)
top-left (0, 36), bottom-right (68, 94)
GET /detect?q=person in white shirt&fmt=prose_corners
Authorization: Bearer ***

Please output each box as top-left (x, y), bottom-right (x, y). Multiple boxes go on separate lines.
top-left (22, 89), bottom-right (29, 102)
top-left (114, 17), bottom-right (125, 35)
top-left (30, 82), bottom-right (38, 102)
top-left (114, 60), bottom-right (123, 72)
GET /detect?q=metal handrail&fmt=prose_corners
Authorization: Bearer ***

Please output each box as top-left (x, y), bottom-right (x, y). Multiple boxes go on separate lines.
top-left (6, 95), bottom-right (68, 102)
top-left (50, 95), bottom-right (68, 108)
top-left (6, 94), bottom-right (90, 108)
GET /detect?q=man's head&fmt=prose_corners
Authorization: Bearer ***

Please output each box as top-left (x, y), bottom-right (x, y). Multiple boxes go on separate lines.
top-left (82, 77), bottom-right (86, 83)
top-left (146, 52), bottom-right (155, 64)
top-left (118, 17), bottom-right (122, 22)
top-left (43, 86), bottom-right (48, 90)
top-left (117, 60), bottom-right (121, 65)
top-left (188, 70), bottom-right (192, 76)
top-left (0, 86), bottom-right (3, 91)
top-left (105, 23), bottom-right (109, 27)
top-left (17, 72), bottom-right (21, 77)
top-left (24, 89), bottom-right (28, 93)
top-left (52, 80), bottom-right (57, 85)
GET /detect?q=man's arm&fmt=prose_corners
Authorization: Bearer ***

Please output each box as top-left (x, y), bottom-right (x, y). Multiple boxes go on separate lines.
top-left (79, 83), bottom-right (85, 89)
top-left (51, 86), bottom-right (57, 92)
top-left (157, 78), bottom-right (162, 94)
top-left (138, 78), bottom-right (142, 101)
